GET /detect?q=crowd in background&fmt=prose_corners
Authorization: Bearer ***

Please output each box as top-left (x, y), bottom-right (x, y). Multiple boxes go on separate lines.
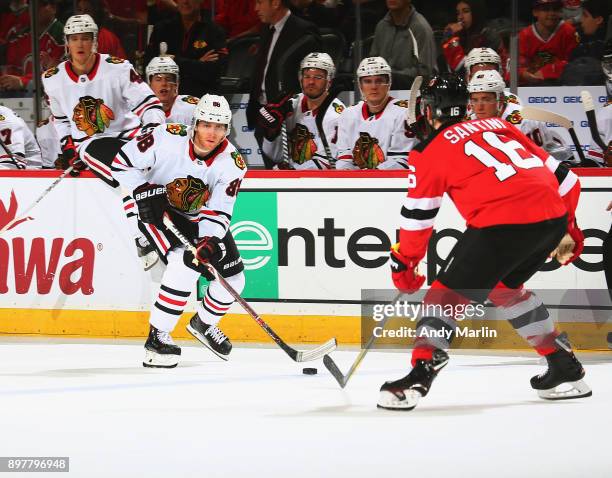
top-left (0, 0), bottom-right (610, 96)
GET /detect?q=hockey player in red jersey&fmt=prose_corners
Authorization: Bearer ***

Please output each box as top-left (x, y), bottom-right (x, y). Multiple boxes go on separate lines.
top-left (518, 0), bottom-right (579, 85)
top-left (378, 73), bottom-right (591, 411)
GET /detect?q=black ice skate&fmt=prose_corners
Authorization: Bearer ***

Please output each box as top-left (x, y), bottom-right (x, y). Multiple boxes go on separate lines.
top-left (186, 314), bottom-right (232, 360)
top-left (377, 349), bottom-right (449, 411)
top-left (135, 236), bottom-right (159, 271)
top-left (531, 333), bottom-right (591, 400)
top-left (143, 325), bottom-right (181, 368)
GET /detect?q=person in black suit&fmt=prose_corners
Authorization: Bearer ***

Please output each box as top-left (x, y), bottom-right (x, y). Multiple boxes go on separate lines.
top-left (145, 0), bottom-right (227, 97)
top-left (247, 0), bottom-right (320, 168)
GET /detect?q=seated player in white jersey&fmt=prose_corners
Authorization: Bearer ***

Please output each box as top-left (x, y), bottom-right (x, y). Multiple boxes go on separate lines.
top-left (145, 56), bottom-right (199, 125)
top-left (36, 116), bottom-right (62, 168)
top-left (42, 14), bottom-right (166, 270)
top-left (112, 95), bottom-right (247, 368)
top-left (336, 56), bottom-right (415, 170)
top-left (585, 40), bottom-right (611, 167)
top-left (464, 47), bottom-right (573, 162)
top-left (0, 105), bottom-right (42, 169)
top-left (258, 52), bottom-right (345, 170)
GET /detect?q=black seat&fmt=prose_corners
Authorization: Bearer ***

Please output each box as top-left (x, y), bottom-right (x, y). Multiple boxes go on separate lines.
top-left (218, 35), bottom-right (260, 94)
top-left (319, 28), bottom-right (346, 67)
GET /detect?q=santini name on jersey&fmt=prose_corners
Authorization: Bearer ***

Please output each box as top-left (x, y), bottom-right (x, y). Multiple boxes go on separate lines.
top-left (443, 118), bottom-right (505, 144)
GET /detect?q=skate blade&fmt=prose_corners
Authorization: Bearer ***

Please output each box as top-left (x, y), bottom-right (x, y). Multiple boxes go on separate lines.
top-left (143, 349), bottom-right (179, 368)
top-left (377, 389), bottom-right (421, 411)
top-left (537, 379), bottom-right (592, 400)
top-left (187, 324), bottom-right (230, 361)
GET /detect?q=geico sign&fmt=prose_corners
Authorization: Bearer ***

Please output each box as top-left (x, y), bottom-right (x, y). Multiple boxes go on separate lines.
top-left (563, 96), bottom-right (581, 103)
top-left (528, 97), bottom-right (557, 103)
top-left (278, 218), bottom-right (605, 275)
top-left (0, 237), bottom-right (95, 294)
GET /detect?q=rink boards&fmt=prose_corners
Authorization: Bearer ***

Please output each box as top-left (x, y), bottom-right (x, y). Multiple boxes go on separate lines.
top-left (0, 170), bottom-right (610, 349)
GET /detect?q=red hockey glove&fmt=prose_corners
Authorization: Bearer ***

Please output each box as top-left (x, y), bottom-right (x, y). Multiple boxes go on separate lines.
top-left (60, 135), bottom-right (86, 174)
top-left (133, 183), bottom-right (168, 228)
top-left (390, 243), bottom-right (425, 293)
top-left (257, 94), bottom-right (293, 140)
top-left (184, 236), bottom-right (226, 272)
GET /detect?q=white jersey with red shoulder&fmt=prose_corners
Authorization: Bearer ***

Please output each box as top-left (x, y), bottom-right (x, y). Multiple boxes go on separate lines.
top-left (41, 53), bottom-right (165, 148)
top-left (336, 97), bottom-right (415, 170)
top-left (0, 105), bottom-right (42, 169)
top-left (262, 93), bottom-right (345, 170)
top-left (112, 123), bottom-right (247, 246)
top-left (36, 115), bottom-right (61, 168)
top-left (585, 102), bottom-right (611, 166)
top-left (166, 94), bottom-right (198, 125)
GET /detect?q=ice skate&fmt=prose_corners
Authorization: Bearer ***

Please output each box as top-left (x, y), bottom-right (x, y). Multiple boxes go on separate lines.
top-left (143, 325), bottom-right (181, 368)
top-left (531, 334), bottom-right (591, 400)
top-left (378, 349), bottom-right (449, 411)
top-left (187, 314), bottom-right (232, 360)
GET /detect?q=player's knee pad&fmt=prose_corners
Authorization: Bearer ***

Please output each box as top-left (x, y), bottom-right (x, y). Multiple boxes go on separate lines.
top-left (223, 271), bottom-right (245, 296)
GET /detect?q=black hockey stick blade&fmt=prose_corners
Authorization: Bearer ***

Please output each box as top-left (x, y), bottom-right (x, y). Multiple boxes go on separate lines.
top-left (323, 354), bottom-right (347, 388)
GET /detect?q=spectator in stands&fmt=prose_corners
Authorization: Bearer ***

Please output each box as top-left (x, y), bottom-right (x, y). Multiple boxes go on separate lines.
top-left (0, 0), bottom-right (29, 47)
top-left (338, 0), bottom-right (387, 46)
top-left (77, 0), bottom-right (127, 59)
top-left (289, 0), bottom-right (338, 29)
top-left (145, 0), bottom-right (227, 97)
top-left (519, 0), bottom-right (579, 85)
top-left (441, 0), bottom-right (505, 75)
top-left (247, 0), bottom-right (320, 169)
top-left (214, 0), bottom-right (261, 40)
top-left (369, 0), bottom-right (437, 89)
top-left (0, 0), bottom-right (63, 92)
top-left (570, 0), bottom-right (610, 60)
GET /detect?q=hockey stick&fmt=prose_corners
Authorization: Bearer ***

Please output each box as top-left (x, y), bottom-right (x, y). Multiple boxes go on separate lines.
top-left (0, 136), bottom-right (25, 170)
top-left (520, 106), bottom-right (587, 164)
top-left (0, 166), bottom-right (74, 235)
top-left (580, 90), bottom-right (607, 151)
top-left (162, 215), bottom-right (338, 362)
top-left (407, 75), bottom-right (423, 126)
top-left (323, 292), bottom-right (404, 388)
top-left (314, 86), bottom-right (342, 168)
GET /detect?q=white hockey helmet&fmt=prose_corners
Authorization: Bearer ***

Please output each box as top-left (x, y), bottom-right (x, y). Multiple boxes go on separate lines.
top-left (467, 69), bottom-right (506, 96)
top-left (146, 56), bottom-right (180, 84)
top-left (300, 52), bottom-right (335, 80)
top-left (356, 56), bottom-right (392, 81)
top-left (64, 14), bottom-right (98, 51)
top-left (464, 47), bottom-right (501, 74)
top-left (192, 94), bottom-right (232, 136)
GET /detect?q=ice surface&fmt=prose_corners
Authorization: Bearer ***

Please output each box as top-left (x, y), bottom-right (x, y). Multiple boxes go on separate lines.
top-left (0, 339), bottom-right (610, 478)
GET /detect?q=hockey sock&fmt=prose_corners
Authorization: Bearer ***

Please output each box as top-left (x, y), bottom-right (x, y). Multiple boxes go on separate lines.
top-left (196, 272), bottom-right (245, 326)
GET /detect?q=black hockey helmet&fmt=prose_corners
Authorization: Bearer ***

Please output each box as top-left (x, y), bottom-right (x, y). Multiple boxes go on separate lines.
top-left (420, 73), bottom-right (469, 122)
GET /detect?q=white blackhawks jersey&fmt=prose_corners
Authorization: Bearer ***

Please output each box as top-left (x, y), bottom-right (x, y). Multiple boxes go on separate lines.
top-left (36, 116), bottom-right (61, 168)
top-left (165, 95), bottom-right (198, 125)
top-left (113, 123), bottom-right (247, 252)
top-left (263, 93), bottom-right (345, 169)
top-left (470, 91), bottom-right (573, 162)
top-left (585, 102), bottom-right (611, 166)
top-left (41, 53), bottom-right (165, 150)
top-left (336, 97), bottom-right (415, 170)
top-left (0, 105), bottom-right (42, 169)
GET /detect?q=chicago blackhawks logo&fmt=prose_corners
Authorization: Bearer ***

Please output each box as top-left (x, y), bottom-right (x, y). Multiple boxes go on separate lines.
top-left (193, 40), bottom-right (208, 49)
top-left (333, 102), bottom-right (345, 114)
top-left (394, 99), bottom-right (409, 108)
top-left (231, 151), bottom-right (246, 170)
top-left (43, 66), bottom-right (59, 78)
top-left (289, 123), bottom-right (317, 165)
top-left (0, 114), bottom-right (5, 121)
top-left (166, 123), bottom-right (187, 136)
top-left (352, 132), bottom-right (385, 169)
top-left (166, 176), bottom-right (210, 213)
top-left (72, 96), bottom-right (115, 136)
top-left (106, 56), bottom-right (125, 64)
top-left (182, 96), bottom-right (199, 105)
top-left (506, 110), bottom-right (523, 125)
top-left (505, 94), bottom-right (520, 105)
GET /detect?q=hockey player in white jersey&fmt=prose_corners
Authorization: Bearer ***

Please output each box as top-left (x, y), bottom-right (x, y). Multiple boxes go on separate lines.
top-left (146, 56), bottom-right (198, 125)
top-left (36, 116), bottom-right (61, 168)
top-left (258, 52), bottom-right (345, 169)
top-left (336, 57), bottom-right (415, 170)
top-left (112, 95), bottom-right (247, 368)
top-left (464, 48), bottom-right (573, 162)
top-left (585, 42), bottom-right (611, 167)
top-left (42, 14), bottom-right (166, 269)
top-left (0, 105), bottom-right (42, 169)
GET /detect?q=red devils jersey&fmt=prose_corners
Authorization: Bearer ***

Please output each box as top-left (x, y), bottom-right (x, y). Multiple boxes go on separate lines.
top-left (399, 118), bottom-right (568, 262)
top-left (519, 21), bottom-right (578, 81)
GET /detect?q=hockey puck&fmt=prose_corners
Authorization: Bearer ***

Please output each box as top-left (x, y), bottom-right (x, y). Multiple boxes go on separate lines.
top-left (302, 367), bottom-right (318, 375)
